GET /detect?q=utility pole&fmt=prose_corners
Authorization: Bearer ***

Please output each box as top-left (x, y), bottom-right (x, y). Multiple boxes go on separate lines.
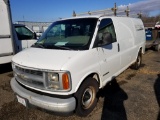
top-left (125, 6), bottom-right (130, 17)
top-left (111, 3), bottom-right (117, 16)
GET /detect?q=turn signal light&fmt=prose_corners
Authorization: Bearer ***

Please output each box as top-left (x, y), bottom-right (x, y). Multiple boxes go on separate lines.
top-left (62, 73), bottom-right (70, 90)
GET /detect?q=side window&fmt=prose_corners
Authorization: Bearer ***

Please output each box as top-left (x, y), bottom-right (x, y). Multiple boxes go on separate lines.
top-left (98, 18), bottom-right (117, 46)
top-left (15, 26), bottom-right (34, 40)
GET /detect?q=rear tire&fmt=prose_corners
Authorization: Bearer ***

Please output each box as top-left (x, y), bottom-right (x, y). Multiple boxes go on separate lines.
top-left (131, 52), bottom-right (142, 70)
top-left (75, 78), bottom-right (99, 117)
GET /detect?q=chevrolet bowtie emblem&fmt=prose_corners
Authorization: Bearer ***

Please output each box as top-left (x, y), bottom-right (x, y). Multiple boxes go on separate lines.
top-left (18, 73), bottom-right (27, 80)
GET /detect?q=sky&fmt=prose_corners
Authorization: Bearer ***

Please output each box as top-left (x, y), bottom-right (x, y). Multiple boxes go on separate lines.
top-left (10, 0), bottom-right (160, 22)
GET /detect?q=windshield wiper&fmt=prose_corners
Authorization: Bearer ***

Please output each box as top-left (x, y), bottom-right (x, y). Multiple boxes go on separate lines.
top-left (32, 43), bottom-right (45, 48)
top-left (46, 45), bottom-right (73, 50)
top-left (57, 46), bottom-right (73, 50)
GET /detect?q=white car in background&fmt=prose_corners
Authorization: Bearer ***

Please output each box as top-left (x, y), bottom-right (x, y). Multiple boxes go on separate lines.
top-left (155, 21), bottom-right (160, 29)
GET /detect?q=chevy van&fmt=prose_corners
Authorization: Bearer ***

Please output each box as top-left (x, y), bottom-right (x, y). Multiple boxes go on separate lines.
top-left (11, 15), bottom-right (145, 116)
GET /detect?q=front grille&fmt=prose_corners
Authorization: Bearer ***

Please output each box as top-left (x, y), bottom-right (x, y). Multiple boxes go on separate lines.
top-left (19, 77), bottom-right (43, 86)
top-left (14, 65), bottom-right (44, 89)
top-left (16, 66), bottom-right (43, 76)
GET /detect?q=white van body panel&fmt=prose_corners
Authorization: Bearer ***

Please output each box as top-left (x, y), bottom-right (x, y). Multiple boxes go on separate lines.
top-left (0, 0), bottom-right (37, 64)
top-left (94, 17), bottom-right (145, 88)
top-left (0, 55), bottom-right (13, 64)
top-left (12, 48), bottom-right (79, 71)
top-left (112, 17), bottom-right (145, 69)
top-left (0, 0), bottom-right (13, 64)
top-left (0, 0), bottom-right (10, 35)
top-left (12, 48), bottom-right (101, 95)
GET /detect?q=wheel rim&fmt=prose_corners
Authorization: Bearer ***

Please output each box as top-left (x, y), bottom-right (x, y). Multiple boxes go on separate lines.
top-left (82, 86), bottom-right (95, 109)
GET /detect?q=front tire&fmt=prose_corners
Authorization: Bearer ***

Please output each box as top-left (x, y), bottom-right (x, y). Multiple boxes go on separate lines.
top-left (75, 78), bottom-right (99, 117)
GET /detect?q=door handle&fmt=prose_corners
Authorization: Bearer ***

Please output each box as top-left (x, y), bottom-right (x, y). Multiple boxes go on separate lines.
top-left (118, 43), bottom-right (120, 52)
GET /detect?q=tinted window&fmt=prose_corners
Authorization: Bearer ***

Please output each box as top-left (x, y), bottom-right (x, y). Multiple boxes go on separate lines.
top-left (98, 18), bottom-right (117, 46)
top-left (36, 18), bottom-right (98, 50)
top-left (15, 26), bottom-right (34, 40)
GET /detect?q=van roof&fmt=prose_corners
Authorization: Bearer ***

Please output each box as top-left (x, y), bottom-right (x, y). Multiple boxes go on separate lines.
top-left (58, 15), bottom-right (99, 21)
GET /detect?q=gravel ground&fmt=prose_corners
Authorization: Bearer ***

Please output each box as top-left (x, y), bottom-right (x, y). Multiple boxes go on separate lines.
top-left (0, 50), bottom-right (160, 120)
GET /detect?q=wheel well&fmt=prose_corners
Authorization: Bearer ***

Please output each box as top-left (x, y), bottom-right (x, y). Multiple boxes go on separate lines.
top-left (140, 47), bottom-right (144, 55)
top-left (83, 73), bottom-right (100, 87)
top-left (139, 47), bottom-right (142, 56)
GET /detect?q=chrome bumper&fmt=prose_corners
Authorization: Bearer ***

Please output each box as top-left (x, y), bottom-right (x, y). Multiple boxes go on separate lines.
top-left (10, 78), bottom-right (76, 113)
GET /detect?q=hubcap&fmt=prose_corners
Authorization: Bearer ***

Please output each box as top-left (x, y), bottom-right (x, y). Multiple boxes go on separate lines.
top-left (82, 87), bottom-right (95, 109)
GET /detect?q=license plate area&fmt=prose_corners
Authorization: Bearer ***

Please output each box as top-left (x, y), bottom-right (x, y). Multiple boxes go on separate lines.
top-left (16, 95), bottom-right (27, 107)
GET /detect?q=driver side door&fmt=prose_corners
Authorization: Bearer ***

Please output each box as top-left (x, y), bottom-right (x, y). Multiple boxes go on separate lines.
top-left (96, 18), bottom-right (121, 84)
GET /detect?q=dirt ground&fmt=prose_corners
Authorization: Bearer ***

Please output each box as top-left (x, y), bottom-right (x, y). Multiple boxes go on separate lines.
top-left (0, 50), bottom-right (160, 120)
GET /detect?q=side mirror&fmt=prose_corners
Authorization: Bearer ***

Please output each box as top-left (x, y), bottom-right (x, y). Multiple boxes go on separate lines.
top-left (102, 32), bottom-right (113, 45)
top-left (94, 32), bottom-right (113, 47)
top-left (33, 32), bottom-right (37, 39)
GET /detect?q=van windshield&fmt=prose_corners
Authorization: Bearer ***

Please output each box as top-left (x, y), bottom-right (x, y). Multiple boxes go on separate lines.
top-left (35, 18), bottom-right (98, 50)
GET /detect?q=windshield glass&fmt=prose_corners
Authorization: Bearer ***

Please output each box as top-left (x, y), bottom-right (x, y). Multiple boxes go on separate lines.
top-left (35, 18), bottom-right (98, 50)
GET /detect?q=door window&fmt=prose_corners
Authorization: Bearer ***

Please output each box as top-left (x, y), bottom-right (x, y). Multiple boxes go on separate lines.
top-left (97, 18), bottom-right (117, 46)
top-left (15, 26), bottom-right (34, 40)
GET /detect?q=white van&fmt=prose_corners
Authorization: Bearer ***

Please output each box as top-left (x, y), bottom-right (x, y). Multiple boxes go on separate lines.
top-left (0, 0), bottom-right (37, 64)
top-left (10, 16), bottom-right (145, 116)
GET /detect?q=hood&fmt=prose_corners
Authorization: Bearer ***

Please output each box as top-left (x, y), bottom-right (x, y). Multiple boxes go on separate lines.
top-left (12, 48), bottom-right (80, 70)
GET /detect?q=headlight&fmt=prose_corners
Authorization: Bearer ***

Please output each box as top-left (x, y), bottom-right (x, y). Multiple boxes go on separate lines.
top-left (47, 72), bottom-right (71, 91)
top-left (48, 73), bottom-right (59, 82)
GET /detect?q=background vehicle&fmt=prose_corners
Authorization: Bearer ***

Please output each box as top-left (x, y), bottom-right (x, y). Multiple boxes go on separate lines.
top-left (14, 24), bottom-right (37, 50)
top-left (155, 21), bottom-right (160, 29)
top-left (0, 0), bottom-right (37, 64)
top-left (145, 29), bottom-right (160, 52)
